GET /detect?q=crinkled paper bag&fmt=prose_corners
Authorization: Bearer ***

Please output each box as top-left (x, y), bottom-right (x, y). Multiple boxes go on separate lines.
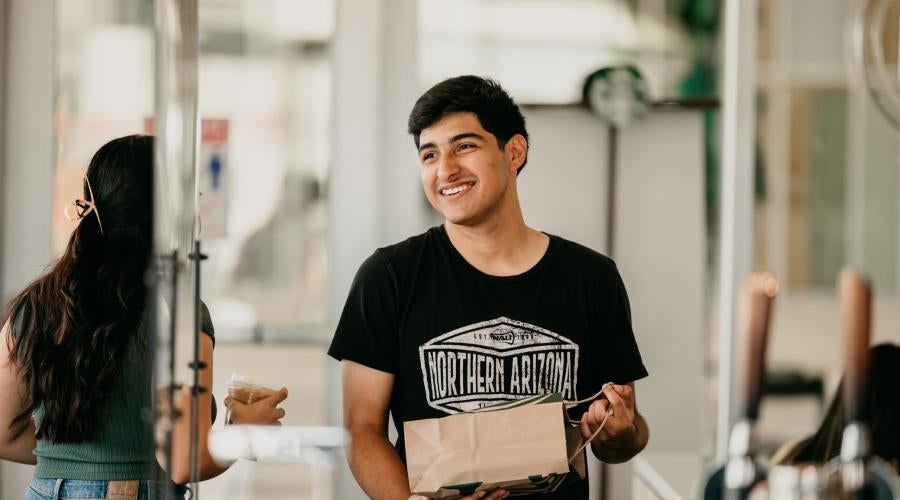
top-left (404, 393), bottom-right (587, 499)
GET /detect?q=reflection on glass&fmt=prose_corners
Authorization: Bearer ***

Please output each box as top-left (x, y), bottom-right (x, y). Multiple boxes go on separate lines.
top-left (54, 1), bottom-right (154, 252)
top-left (54, 0), bottom-right (334, 342)
top-left (756, 0), bottom-right (898, 293)
top-left (854, 0), bottom-right (900, 131)
top-left (418, 0), bottom-right (694, 103)
top-left (197, 0), bottom-right (333, 341)
top-left (745, 0), bottom-right (900, 464)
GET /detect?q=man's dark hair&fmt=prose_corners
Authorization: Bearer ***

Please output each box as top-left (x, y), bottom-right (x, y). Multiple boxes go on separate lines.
top-left (408, 75), bottom-right (530, 173)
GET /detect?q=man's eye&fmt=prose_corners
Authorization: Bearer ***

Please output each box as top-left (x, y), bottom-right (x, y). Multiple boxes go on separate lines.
top-left (421, 152), bottom-right (436, 162)
top-left (459, 143), bottom-right (474, 151)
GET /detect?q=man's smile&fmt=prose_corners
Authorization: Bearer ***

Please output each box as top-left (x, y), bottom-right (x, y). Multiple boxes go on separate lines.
top-left (440, 181), bottom-right (475, 198)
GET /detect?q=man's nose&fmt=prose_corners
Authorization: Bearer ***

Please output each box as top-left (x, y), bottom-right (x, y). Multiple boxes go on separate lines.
top-left (436, 153), bottom-right (460, 180)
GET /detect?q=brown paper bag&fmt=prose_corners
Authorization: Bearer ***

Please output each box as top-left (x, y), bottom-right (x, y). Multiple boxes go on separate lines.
top-left (404, 393), bottom-right (588, 498)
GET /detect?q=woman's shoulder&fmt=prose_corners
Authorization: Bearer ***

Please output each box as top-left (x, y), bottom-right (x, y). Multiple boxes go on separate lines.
top-left (3, 296), bottom-right (37, 348)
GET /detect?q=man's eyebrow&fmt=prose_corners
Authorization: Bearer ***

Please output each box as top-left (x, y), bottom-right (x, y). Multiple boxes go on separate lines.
top-left (418, 133), bottom-right (486, 153)
top-left (450, 132), bottom-right (485, 143)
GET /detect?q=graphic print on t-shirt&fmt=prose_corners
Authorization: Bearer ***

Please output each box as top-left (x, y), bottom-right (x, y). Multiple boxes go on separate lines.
top-left (419, 317), bottom-right (580, 414)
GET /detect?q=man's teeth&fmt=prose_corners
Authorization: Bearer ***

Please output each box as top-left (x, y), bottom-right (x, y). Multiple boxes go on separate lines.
top-left (442, 183), bottom-right (472, 196)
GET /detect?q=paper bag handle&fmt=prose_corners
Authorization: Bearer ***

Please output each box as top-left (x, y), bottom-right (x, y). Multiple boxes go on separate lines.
top-left (563, 386), bottom-right (608, 408)
top-left (568, 406), bottom-right (613, 464)
top-left (563, 383), bottom-right (614, 464)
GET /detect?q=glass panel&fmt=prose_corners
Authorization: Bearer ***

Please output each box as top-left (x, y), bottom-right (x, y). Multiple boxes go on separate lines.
top-left (54, 1), bottom-right (153, 252)
top-left (755, 0), bottom-right (899, 292)
top-left (752, 0), bottom-right (900, 457)
top-left (54, 0), bottom-right (333, 343)
top-left (52, 2), bottom-right (334, 498)
top-left (197, 0), bottom-right (333, 342)
top-left (418, 0), bottom-right (702, 103)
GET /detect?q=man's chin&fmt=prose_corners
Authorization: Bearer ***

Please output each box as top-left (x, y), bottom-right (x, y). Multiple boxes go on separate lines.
top-left (436, 202), bottom-right (496, 227)
top-left (443, 213), bottom-right (484, 228)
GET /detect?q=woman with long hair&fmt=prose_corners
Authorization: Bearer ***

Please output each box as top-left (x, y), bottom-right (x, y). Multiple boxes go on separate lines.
top-left (0, 135), bottom-right (287, 499)
top-left (772, 343), bottom-right (900, 470)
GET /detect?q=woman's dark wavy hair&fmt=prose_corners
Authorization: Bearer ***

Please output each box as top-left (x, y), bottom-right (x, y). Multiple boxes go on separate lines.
top-left (791, 343), bottom-right (900, 468)
top-left (408, 75), bottom-right (530, 174)
top-left (3, 135), bottom-right (154, 443)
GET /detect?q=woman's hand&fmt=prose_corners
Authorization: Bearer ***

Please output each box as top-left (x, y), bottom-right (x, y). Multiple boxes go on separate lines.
top-left (224, 388), bottom-right (288, 425)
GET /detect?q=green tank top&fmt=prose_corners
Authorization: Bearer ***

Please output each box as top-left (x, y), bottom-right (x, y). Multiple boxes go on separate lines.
top-left (28, 305), bottom-right (214, 480)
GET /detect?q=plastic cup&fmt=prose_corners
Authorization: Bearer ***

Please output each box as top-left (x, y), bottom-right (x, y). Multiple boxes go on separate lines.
top-left (224, 373), bottom-right (280, 425)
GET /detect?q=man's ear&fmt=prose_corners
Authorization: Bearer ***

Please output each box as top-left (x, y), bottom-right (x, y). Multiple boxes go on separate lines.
top-left (505, 134), bottom-right (528, 173)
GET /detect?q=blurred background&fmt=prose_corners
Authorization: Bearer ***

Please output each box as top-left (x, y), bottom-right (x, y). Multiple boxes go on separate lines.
top-left (2, 0), bottom-right (900, 498)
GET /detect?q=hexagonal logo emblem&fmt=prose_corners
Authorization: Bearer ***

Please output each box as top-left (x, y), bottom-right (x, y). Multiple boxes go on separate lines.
top-left (419, 317), bottom-right (580, 414)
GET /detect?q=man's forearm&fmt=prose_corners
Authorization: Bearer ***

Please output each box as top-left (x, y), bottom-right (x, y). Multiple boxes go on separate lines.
top-left (590, 413), bottom-right (649, 464)
top-left (348, 428), bottom-right (412, 500)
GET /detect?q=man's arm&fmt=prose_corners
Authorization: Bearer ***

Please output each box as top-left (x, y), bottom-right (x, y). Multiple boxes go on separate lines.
top-left (342, 360), bottom-right (413, 499)
top-left (0, 320), bottom-right (37, 465)
top-left (580, 382), bottom-right (649, 464)
top-left (342, 360), bottom-right (509, 500)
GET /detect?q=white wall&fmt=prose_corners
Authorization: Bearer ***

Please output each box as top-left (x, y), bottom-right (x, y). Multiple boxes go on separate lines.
top-left (519, 107), bottom-right (609, 253)
top-left (327, 0), bottom-right (424, 498)
top-left (521, 106), bottom-right (707, 455)
top-left (615, 110), bottom-right (707, 455)
top-left (1, 0), bottom-right (54, 304)
top-left (519, 106), bottom-right (707, 500)
top-left (1, 0), bottom-right (54, 497)
top-left (0, 0), bottom-right (6, 297)
top-left (327, 1), bottom-right (384, 497)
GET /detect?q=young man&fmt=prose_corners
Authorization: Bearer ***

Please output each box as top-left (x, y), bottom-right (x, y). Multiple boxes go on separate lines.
top-left (329, 76), bottom-right (649, 500)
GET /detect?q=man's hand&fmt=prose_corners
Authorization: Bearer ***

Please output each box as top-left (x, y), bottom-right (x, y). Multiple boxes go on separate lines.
top-left (579, 383), bottom-right (636, 447)
top-left (225, 388), bottom-right (288, 425)
top-left (580, 382), bottom-right (648, 463)
top-left (410, 490), bottom-right (509, 500)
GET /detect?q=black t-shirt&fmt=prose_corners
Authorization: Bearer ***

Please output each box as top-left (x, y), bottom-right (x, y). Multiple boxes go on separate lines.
top-left (328, 225), bottom-right (648, 499)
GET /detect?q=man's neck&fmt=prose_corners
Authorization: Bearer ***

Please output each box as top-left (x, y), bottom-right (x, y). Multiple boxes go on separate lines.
top-left (444, 218), bottom-right (549, 277)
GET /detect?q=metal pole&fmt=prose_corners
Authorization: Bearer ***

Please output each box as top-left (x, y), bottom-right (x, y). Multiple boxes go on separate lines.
top-left (606, 126), bottom-right (618, 257)
top-left (188, 239), bottom-right (208, 494)
top-left (165, 250), bottom-right (179, 500)
top-left (153, 0), bottom-right (200, 497)
top-left (600, 124), bottom-right (619, 500)
top-left (716, 0), bottom-right (758, 462)
top-left (150, 250), bottom-right (180, 500)
top-left (0, 0), bottom-right (8, 309)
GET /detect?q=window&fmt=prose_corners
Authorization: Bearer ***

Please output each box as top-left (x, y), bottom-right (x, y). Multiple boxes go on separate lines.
top-left (54, 0), bottom-right (335, 342)
top-left (418, 0), bottom-right (694, 103)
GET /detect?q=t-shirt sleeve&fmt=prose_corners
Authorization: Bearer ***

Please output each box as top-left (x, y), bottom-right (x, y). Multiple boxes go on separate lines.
top-left (200, 301), bottom-right (215, 346)
top-left (327, 250), bottom-right (399, 374)
top-left (199, 301), bottom-right (217, 422)
top-left (603, 262), bottom-right (649, 384)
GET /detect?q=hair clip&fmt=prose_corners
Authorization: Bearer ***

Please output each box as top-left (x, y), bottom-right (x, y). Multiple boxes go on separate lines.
top-left (63, 174), bottom-right (104, 235)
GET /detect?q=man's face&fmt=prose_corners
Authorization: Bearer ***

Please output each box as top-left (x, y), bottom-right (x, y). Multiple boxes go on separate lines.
top-left (417, 112), bottom-right (521, 227)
